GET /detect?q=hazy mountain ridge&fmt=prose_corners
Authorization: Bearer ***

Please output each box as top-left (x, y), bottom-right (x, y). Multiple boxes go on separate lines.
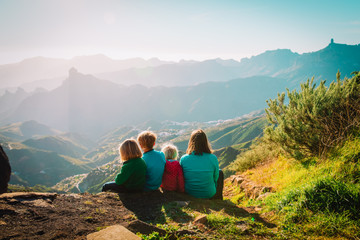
top-left (1, 69), bottom-right (286, 138)
top-left (0, 55), bottom-right (172, 90)
top-left (79, 41), bottom-right (360, 88)
top-left (1, 41), bottom-right (359, 92)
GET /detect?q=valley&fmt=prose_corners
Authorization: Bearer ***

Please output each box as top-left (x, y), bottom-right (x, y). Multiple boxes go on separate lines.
top-left (1, 40), bottom-right (360, 239)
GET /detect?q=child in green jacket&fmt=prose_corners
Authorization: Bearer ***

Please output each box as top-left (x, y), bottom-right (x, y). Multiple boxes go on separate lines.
top-left (102, 139), bottom-right (147, 193)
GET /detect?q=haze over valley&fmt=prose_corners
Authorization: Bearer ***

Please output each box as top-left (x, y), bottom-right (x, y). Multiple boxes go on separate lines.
top-left (1, 40), bottom-right (359, 191)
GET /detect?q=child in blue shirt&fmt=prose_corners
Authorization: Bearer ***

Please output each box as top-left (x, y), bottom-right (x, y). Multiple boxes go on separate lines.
top-left (137, 131), bottom-right (166, 191)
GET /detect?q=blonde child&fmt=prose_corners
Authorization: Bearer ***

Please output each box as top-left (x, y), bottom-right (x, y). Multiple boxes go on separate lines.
top-left (161, 144), bottom-right (184, 192)
top-left (102, 139), bottom-right (146, 193)
top-left (137, 131), bottom-right (166, 191)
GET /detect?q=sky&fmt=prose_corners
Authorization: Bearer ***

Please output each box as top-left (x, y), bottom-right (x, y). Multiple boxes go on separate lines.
top-left (0, 0), bottom-right (360, 64)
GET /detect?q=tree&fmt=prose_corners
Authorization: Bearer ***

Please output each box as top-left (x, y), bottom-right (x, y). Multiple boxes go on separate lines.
top-left (265, 71), bottom-right (360, 159)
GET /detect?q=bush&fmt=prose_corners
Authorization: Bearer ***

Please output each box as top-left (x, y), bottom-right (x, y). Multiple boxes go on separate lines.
top-left (303, 178), bottom-right (360, 219)
top-left (229, 139), bottom-right (280, 173)
top-left (272, 178), bottom-right (360, 221)
top-left (265, 72), bottom-right (360, 158)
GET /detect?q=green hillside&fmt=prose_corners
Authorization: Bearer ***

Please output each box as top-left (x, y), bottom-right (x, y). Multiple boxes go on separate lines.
top-left (5, 145), bottom-right (91, 187)
top-left (22, 135), bottom-right (90, 158)
top-left (0, 120), bottom-right (61, 141)
top-left (171, 115), bottom-right (267, 152)
top-left (225, 71), bottom-right (360, 238)
top-left (53, 160), bottom-right (121, 193)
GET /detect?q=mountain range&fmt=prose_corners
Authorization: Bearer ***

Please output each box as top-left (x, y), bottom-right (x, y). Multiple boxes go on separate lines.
top-left (0, 68), bottom-right (286, 138)
top-left (0, 55), bottom-right (170, 90)
top-left (1, 40), bottom-right (360, 191)
top-left (1, 40), bottom-right (359, 93)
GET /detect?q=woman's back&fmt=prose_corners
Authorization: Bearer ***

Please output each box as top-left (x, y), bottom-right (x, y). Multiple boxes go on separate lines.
top-left (180, 152), bottom-right (219, 198)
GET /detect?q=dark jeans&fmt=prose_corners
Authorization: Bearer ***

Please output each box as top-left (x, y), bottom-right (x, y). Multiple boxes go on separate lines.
top-left (211, 170), bottom-right (224, 200)
top-left (101, 181), bottom-right (141, 193)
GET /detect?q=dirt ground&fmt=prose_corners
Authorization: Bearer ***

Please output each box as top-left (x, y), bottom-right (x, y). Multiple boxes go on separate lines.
top-left (0, 191), bottom-right (190, 240)
top-left (0, 187), bottom-right (276, 240)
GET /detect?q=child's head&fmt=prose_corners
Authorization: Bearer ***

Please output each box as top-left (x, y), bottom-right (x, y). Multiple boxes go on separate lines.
top-left (137, 131), bottom-right (157, 151)
top-left (161, 144), bottom-right (178, 160)
top-left (186, 129), bottom-right (212, 155)
top-left (119, 139), bottom-right (142, 161)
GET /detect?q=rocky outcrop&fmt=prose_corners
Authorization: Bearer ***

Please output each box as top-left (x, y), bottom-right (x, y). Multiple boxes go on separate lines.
top-left (0, 191), bottom-right (193, 239)
top-left (0, 144), bottom-right (11, 194)
top-left (227, 175), bottom-right (273, 199)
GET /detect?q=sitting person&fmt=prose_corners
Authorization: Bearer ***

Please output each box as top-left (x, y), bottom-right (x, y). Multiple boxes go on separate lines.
top-left (160, 144), bottom-right (184, 192)
top-left (0, 144), bottom-right (11, 194)
top-left (180, 129), bottom-right (223, 199)
top-left (102, 139), bottom-right (146, 193)
top-left (137, 131), bottom-right (166, 191)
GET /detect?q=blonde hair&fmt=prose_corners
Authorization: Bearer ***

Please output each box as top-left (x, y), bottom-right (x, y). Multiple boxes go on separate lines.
top-left (119, 139), bottom-right (142, 161)
top-left (161, 144), bottom-right (178, 160)
top-left (137, 131), bottom-right (157, 149)
top-left (186, 129), bottom-right (212, 155)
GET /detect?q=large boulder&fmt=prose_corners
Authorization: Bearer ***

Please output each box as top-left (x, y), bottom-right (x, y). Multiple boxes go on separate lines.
top-left (0, 144), bottom-right (11, 193)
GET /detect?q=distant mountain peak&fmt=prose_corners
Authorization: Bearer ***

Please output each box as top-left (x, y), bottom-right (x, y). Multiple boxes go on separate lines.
top-left (69, 67), bottom-right (79, 78)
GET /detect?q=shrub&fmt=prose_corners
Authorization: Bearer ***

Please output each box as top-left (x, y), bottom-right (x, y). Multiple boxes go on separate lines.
top-left (272, 178), bottom-right (360, 221)
top-left (229, 139), bottom-right (280, 173)
top-left (265, 72), bottom-right (360, 158)
top-left (302, 178), bottom-right (360, 219)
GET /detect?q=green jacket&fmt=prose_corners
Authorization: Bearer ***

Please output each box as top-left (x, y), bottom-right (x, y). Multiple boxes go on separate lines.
top-left (115, 157), bottom-right (147, 190)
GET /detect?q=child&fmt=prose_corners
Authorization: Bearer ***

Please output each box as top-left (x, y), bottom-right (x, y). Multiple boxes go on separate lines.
top-left (102, 139), bottom-right (146, 193)
top-left (161, 144), bottom-right (184, 192)
top-left (137, 131), bottom-right (166, 191)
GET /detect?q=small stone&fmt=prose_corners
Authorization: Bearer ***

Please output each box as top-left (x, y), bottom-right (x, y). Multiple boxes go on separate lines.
top-left (127, 219), bottom-right (167, 235)
top-left (193, 214), bottom-right (207, 225)
top-left (257, 192), bottom-right (273, 200)
top-left (255, 207), bottom-right (262, 212)
top-left (86, 225), bottom-right (140, 240)
top-left (236, 223), bottom-right (249, 233)
top-left (174, 201), bottom-right (189, 207)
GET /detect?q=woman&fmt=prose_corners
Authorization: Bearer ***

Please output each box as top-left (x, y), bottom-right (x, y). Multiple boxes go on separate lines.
top-left (102, 139), bottom-right (147, 193)
top-left (180, 129), bottom-right (223, 199)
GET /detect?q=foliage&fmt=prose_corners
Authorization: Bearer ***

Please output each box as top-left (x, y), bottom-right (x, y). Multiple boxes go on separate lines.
top-left (265, 177), bottom-right (360, 238)
top-left (137, 231), bottom-right (170, 240)
top-left (273, 178), bottom-right (360, 218)
top-left (228, 139), bottom-right (281, 173)
top-left (265, 72), bottom-right (360, 158)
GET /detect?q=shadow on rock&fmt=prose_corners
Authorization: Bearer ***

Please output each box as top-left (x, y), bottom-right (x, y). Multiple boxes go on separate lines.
top-left (188, 199), bottom-right (277, 228)
top-left (119, 190), bottom-right (167, 223)
top-left (119, 190), bottom-right (191, 224)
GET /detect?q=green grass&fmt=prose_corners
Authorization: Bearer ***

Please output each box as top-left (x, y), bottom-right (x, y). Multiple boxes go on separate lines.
top-left (233, 136), bottom-right (360, 239)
